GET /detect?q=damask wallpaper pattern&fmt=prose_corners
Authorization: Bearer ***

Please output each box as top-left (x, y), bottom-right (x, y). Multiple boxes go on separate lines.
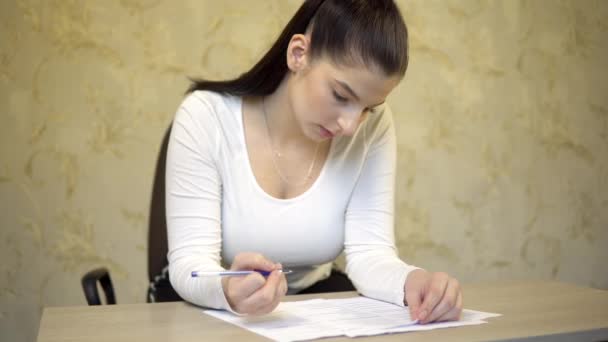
top-left (1, 1), bottom-right (607, 341)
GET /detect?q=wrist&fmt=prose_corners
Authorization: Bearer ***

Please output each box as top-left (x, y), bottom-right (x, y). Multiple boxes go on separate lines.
top-left (221, 277), bottom-right (235, 309)
top-left (404, 269), bottom-right (425, 286)
top-left (403, 268), bottom-right (426, 305)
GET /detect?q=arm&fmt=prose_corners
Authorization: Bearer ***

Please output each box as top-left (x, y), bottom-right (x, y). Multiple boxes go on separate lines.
top-left (344, 106), bottom-right (463, 323)
top-left (343, 105), bottom-right (420, 306)
top-left (165, 94), bottom-right (286, 314)
top-left (165, 97), bottom-right (229, 309)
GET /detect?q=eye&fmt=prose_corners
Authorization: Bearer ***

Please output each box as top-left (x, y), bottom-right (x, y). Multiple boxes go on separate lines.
top-left (332, 90), bottom-right (348, 103)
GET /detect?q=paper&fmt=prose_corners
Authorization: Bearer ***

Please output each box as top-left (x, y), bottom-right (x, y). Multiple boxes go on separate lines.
top-left (203, 296), bottom-right (501, 341)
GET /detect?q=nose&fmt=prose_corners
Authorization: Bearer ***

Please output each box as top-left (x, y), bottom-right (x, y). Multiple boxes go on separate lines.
top-left (336, 110), bottom-right (362, 136)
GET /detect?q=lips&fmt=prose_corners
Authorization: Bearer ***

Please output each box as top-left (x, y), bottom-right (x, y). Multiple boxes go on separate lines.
top-left (319, 126), bottom-right (335, 138)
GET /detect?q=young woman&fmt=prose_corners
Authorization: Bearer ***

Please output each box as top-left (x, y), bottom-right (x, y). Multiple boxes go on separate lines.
top-left (166, 0), bottom-right (462, 323)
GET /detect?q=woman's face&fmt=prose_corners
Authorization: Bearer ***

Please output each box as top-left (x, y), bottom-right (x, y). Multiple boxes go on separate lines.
top-left (287, 56), bottom-right (401, 142)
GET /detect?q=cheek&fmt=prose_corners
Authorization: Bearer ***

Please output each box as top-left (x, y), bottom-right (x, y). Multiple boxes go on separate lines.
top-left (311, 91), bottom-right (332, 119)
top-left (297, 79), bottom-right (333, 121)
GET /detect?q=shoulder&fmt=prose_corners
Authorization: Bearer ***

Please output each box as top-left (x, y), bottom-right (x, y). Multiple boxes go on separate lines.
top-left (177, 90), bottom-right (235, 118)
top-left (173, 90), bottom-right (239, 131)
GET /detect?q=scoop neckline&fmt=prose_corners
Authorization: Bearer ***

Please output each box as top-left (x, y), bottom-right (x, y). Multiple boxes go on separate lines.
top-left (234, 95), bottom-right (335, 203)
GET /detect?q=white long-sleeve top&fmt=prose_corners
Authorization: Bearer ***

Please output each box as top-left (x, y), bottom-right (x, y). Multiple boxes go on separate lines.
top-left (166, 90), bottom-right (419, 310)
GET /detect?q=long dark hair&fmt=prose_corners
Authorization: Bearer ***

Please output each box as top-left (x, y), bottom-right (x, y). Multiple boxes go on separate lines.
top-left (187, 0), bottom-right (409, 97)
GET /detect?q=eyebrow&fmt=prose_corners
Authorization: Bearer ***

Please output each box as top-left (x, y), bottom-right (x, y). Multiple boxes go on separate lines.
top-left (335, 79), bottom-right (386, 108)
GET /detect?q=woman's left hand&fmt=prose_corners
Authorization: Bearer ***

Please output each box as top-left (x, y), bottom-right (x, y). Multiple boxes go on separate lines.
top-left (404, 269), bottom-right (463, 324)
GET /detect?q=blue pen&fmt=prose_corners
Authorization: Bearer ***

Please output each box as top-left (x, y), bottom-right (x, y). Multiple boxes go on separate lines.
top-left (191, 269), bottom-right (293, 277)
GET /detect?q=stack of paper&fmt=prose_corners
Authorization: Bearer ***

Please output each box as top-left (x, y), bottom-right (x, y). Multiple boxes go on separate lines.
top-left (203, 296), bottom-right (501, 341)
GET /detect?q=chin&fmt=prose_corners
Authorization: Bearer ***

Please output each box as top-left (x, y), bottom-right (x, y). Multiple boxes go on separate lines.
top-left (306, 132), bottom-right (326, 142)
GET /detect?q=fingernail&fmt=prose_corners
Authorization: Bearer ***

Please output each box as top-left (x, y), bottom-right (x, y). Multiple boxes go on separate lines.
top-left (418, 309), bottom-right (427, 320)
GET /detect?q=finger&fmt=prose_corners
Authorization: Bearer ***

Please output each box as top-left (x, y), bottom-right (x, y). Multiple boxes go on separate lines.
top-left (232, 252), bottom-right (276, 272)
top-left (422, 277), bottom-right (460, 324)
top-left (254, 279), bottom-right (286, 315)
top-left (246, 280), bottom-right (282, 315)
top-left (274, 273), bottom-right (288, 300)
top-left (278, 274), bottom-right (288, 296)
top-left (239, 270), bottom-right (282, 314)
top-left (232, 278), bottom-right (270, 315)
top-left (233, 268), bottom-right (286, 314)
top-left (254, 295), bottom-right (282, 315)
top-left (417, 272), bottom-right (449, 322)
top-left (405, 287), bottom-right (423, 321)
top-left (228, 272), bottom-right (267, 304)
top-left (436, 290), bottom-right (463, 322)
top-left (261, 275), bottom-right (288, 313)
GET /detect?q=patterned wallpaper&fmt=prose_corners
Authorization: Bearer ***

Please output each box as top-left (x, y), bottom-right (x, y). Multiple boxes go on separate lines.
top-left (1, 1), bottom-right (607, 341)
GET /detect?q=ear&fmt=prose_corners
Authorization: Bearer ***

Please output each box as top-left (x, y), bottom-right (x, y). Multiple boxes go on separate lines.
top-left (286, 33), bottom-right (310, 73)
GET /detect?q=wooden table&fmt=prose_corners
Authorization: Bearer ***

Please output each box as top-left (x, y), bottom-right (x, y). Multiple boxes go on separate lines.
top-left (37, 281), bottom-right (608, 341)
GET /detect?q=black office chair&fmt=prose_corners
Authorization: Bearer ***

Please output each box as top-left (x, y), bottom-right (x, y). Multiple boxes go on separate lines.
top-left (81, 125), bottom-right (181, 305)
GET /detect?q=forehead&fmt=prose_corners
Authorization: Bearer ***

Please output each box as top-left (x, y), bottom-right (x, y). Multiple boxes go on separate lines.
top-left (310, 57), bottom-right (401, 99)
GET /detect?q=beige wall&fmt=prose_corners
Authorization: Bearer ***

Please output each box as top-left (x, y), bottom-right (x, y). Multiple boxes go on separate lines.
top-left (1, 1), bottom-right (607, 341)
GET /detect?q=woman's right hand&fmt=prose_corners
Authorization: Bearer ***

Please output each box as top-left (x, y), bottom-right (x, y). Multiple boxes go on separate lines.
top-left (221, 252), bottom-right (288, 315)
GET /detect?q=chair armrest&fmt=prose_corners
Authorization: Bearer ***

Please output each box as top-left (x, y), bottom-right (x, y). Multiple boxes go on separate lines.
top-left (81, 267), bottom-right (116, 305)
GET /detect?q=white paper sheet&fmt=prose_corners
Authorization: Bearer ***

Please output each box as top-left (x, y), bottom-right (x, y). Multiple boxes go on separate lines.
top-left (203, 296), bottom-right (501, 342)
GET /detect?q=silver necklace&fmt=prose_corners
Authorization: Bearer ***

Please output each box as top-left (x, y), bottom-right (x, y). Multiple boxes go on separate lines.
top-left (261, 96), bottom-right (322, 186)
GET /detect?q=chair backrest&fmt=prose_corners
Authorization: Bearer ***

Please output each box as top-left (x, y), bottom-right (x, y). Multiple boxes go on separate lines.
top-left (147, 125), bottom-right (172, 282)
top-left (83, 125), bottom-right (176, 305)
